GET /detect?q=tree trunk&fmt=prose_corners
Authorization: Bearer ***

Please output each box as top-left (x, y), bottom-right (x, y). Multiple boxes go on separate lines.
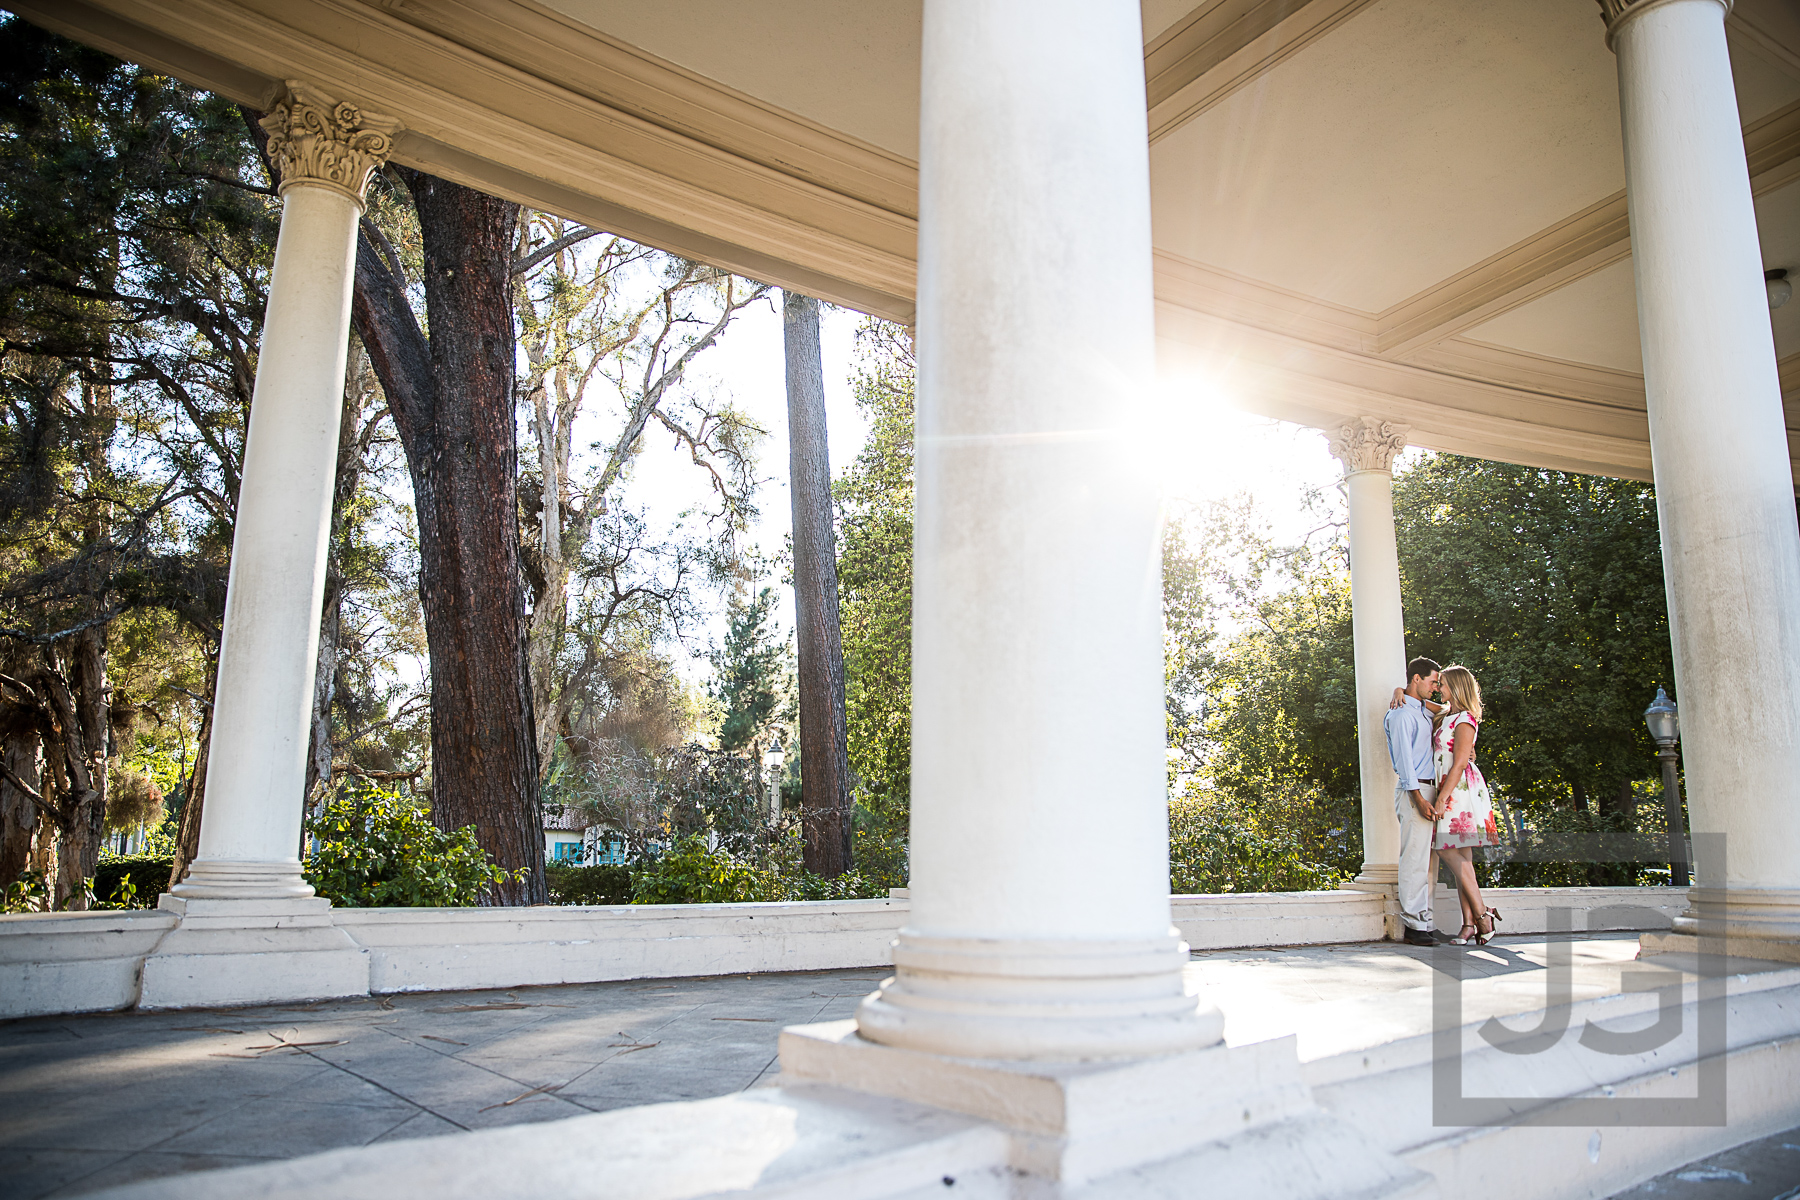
top-left (0, 642), bottom-right (43, 890)
top-left (352, 171), bottom-right (544, 904)
top-left (0, 729), bottom-right (41, 890)
top-left (43, 645), bottom-right (105, 910)
top-left (520, 330), bottom-right (570, 781)
top-left (305, 341), bottom-right (374, 815)
top-left (168, 669), bottom-right (214, 890)
top-left (783, 292), bottom-right (853, 875)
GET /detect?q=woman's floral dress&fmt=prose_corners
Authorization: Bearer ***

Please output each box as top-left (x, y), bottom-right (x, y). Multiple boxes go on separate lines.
top-left (1433, 711), bottom-right (1499, 850)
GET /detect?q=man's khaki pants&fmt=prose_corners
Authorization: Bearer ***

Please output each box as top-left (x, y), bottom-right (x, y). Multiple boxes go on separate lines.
top-left (1394, 782), bottom-right (1438, 933)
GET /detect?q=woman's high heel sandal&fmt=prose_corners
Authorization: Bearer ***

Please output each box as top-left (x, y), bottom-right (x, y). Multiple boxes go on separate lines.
top-left (1451, 924), bottom-right (1477, 946)
top-left (1476, 908), bottom-right (1501, 946)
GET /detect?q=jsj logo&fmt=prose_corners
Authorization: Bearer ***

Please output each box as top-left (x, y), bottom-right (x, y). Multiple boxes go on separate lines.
top-left (1431, 833), bottom-right (1726, 1129)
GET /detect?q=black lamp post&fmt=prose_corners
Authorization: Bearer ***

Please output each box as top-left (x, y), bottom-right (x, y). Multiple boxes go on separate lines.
top-left (1644, 687), bottom-right (1689, 887)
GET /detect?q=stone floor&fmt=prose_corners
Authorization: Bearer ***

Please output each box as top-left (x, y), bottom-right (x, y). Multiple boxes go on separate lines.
top-left (1609, 1127), bottom-right (1800, 1199)
top-left (2, 934), bottom-right (1795, 1199)
top-left (0, 966), bottom-right (885, 1199)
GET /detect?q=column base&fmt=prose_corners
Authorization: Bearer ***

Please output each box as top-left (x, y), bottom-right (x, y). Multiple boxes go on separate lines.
top-left (1639, 885), bottom-right (1800, 965)
top-left (1340, 862), bottom-right (1397, 893)
top-left (171, 856), bottom-right (317, 899)
top-left (855, 929), bottom-right (1220, 1061)
top-left (780, 1020), bottom-right (1428, 1194)
top-left (139, 893), bottom-right (369, 1009)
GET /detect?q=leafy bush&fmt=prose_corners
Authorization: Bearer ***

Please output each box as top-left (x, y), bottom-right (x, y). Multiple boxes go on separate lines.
top-left (629, 836), bottom-right (779, 904)
top-left (1478, 794), bottom-right (1674, 888)
top-left (546, 863), bottom-right (633, 905)
top-left (4, 869), bottom-right (49, 913)
top-left (303, 783), bottom-right (513, 907)
top-left (624, 835), bottom-right (889, 905)
top-left (94, 854), bottom-right (174, 909)
top-left (1169, 793), bottom-right (1347, 893)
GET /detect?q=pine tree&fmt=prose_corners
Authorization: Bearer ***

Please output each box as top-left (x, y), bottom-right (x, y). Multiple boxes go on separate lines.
top-left (709, 587), bottom-right (786, 754)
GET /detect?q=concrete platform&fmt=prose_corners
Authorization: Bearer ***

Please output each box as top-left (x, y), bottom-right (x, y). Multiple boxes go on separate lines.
top-left (4, 932), bottom-right (1798, 1199)
top-left (0, 966), bottom-right (886, 1198)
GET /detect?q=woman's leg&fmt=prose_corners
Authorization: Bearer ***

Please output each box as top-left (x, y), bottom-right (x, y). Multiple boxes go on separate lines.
top-left (1445, 848), bottom-right (1486, 929)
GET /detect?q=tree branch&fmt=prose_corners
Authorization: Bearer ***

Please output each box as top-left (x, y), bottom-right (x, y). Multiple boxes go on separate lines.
top-left (0, 760), bottom-right (45, 806)
top-left (512, 227), bottom-right (606, 277)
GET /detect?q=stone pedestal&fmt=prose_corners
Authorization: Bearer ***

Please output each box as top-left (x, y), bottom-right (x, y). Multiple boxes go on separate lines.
top-left (138, 895), bottom-right (368, 1009)
top-left (781, 1021), bottom-right (1428, 1195)
top-left (1641, 886), bottom-right (1800, 965)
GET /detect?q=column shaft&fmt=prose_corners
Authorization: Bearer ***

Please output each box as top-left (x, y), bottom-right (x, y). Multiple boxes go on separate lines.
top-left (1610, 0), bottom-right (1800, 942)
top-left (855, 0), bottom-right (1216, 1060)
top-left (1341, 455), bottom-right (1408, 888)
top-left (174, 85), bottom-right (397, 899)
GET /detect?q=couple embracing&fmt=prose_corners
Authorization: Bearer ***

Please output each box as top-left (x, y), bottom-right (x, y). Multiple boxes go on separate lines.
top-left (1382, 658), bottom-right (1502, 948)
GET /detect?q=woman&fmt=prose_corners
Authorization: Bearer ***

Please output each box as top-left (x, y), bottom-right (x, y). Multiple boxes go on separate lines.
top-left (1430, 665), bottom-right (1502, 944)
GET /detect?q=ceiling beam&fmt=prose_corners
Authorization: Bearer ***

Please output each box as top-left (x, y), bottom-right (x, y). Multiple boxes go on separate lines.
top-left (1374, 97), bottom-right (1800, 359)
top-left (1146, 0), bottom-right (1378, 144)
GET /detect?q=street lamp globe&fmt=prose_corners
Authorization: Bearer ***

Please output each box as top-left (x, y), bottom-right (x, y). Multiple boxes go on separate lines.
top-left (1644, 686), bottom-right (1679, 747)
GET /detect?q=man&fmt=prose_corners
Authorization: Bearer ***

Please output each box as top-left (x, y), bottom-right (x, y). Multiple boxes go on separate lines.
top-left (1384, 657), bottom-right (1443, 947)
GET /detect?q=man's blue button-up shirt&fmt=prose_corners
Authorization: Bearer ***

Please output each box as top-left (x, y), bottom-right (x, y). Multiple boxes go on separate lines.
top-left (1383, 694), bottom-right (1434, 792)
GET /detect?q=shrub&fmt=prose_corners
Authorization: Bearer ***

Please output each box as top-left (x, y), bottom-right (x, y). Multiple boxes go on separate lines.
top-left (93, 854), bottom-right (175, 909)
top-left (546, 863), bottom-right (633, 905)
top-left (303, 783), bottom-right (513, 907)
top-left (625, 835), bottom-right (890, 905)
top-left (1169, 793), bottom-right (1347, 893)
top-left (630, 836), bottom-right (778, 904)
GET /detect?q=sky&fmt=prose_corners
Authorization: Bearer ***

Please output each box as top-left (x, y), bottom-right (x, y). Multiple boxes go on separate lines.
top-left (602, 298), bottom-right (1366, 688)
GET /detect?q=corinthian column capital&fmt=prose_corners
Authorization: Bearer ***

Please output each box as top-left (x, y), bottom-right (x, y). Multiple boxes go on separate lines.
top-left (260, 82), bottom-right (401, 208)
top-left (1596, 0), bottom-right (1731, 46)
top-left (1329, 415), bottom-right (1410, 475)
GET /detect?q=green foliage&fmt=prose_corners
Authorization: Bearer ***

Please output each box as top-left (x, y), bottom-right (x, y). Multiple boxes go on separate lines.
top-left (653, 741), bottom-right (774, 858)
top-left (1169, 793), bottom-right (1348, 894)
top-left (92, 853), bottom-right (174, 909)
top-left (303, 783), bottom-right (514, 907)
top-left (545, 862), bottom-right (633, 905)
top-left (834, 319), bottom-right (915, 878)
top-left (629, 835), bottom-right (776, 904)
top-left (624, 833), bottom-right (888, 905)
top-left (1393, 455), bottom-right (1673, 812)
top-left (3, 869), bottom-right (49, 913)
top-left (1179, 452), bottom-right (1680, 888)
top-left (1207, 571), bottom-right (1360, 804)
top-left (708, 587), bottom-right (786, 753)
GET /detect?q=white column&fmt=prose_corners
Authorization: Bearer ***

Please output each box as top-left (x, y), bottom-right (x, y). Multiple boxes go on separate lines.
top-left (1606, 0), bottom-right (1800, 955)
top-left (174, 85), bottom-right (399, 899)
top-left (1331, 417), bottom-right (1411, 893)
top-left (854, 0), bottom-right (1217, 1060)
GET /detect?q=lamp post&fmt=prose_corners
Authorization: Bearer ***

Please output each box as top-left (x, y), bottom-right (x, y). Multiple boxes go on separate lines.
top-left (763, 737), bottom-right (786, 826)
top-left (1644, 687), bottom-right (1689, 887)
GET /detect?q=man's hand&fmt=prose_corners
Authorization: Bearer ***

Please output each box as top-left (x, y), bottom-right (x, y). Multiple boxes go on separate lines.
top-left (1410, 790), bottom-right (1434, 821)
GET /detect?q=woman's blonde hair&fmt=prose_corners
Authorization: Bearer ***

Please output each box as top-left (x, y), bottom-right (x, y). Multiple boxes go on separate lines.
top-left (1440, 665), bottom-right (1483, 723)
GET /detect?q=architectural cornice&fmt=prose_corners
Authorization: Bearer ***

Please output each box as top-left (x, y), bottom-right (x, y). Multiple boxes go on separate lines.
top-left (1329, 416), bottom-right (1411, 474)
top-left (260, 81), bottom-right (399, 205)
top-left (1147, 0), bottom-right (1379, 144)
top-left (6, 0), bottom-right (921, 322)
